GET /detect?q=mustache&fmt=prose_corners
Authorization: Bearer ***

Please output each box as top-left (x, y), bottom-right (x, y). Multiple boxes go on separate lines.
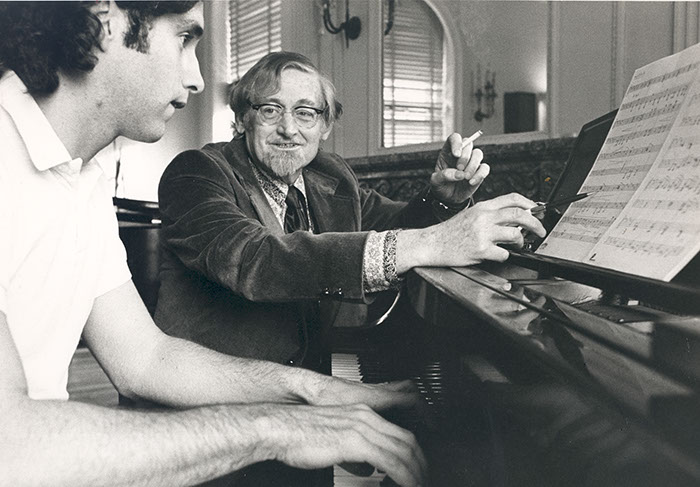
top-left (269, 139), bottom-right (304, 145)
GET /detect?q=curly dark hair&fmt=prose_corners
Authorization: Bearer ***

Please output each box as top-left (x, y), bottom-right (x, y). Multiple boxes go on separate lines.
top-left (0, 1), bottom-right (200, 95)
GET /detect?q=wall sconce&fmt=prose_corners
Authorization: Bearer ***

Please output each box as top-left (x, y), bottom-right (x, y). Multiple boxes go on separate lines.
top-left (384, 0), bottom-right (395, 35)
top-left (472, 64), bottom-right (497, 122)
top-left (323, 0), bottom-right (362, 48)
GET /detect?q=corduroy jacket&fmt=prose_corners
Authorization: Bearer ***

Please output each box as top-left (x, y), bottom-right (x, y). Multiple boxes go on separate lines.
top-left (154, 137), bottom-right (438, 366)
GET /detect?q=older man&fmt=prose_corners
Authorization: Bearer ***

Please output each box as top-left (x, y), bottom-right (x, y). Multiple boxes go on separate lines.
top-left (155, 51), bottom-right (545, 375)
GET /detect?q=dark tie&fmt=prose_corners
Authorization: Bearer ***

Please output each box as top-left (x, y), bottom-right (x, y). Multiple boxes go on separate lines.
top-left (282, 185), bottom-right (323, 372)
top-left (284, 185), bottom-right (309, 233)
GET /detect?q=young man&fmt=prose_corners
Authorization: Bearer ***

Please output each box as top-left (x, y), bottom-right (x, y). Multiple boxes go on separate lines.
top-left (155, 51), bottom-right (547, 371)
top-left (0, 3), bottom-right (426, 486)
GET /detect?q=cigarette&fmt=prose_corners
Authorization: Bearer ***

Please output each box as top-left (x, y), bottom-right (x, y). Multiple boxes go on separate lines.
top-left (462, 130), bottom-right (483, 148)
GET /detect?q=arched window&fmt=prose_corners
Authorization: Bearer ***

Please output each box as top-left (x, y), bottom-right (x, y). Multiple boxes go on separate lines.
top-left (227, 0), bottom-right (282, 83)
top-left (382, 0), bottom-right (445, 148)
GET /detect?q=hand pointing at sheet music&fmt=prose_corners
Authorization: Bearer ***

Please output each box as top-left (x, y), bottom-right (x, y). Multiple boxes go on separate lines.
top-left (395, 193), bottom-right (547, 272)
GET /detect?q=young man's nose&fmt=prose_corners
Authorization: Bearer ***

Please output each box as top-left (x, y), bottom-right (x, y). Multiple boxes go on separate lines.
top-left (184, 53), bottom-right (205, 94)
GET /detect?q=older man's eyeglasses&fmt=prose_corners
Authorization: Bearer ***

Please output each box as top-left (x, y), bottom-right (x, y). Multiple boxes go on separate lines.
top-left (250, 103), bottom-right (325, 129)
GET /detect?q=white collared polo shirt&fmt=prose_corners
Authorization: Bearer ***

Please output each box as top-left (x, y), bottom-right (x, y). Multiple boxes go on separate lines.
top-left (0, 71), bottom-right (131, 400)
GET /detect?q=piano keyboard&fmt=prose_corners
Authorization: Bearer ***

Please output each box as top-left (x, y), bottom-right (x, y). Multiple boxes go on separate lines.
top-left (331, 352), bottom-right (448, 486)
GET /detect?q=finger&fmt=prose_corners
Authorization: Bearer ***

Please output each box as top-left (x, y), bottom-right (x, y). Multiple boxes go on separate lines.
top-left (480, 192), bottom-right (538, 211)
top-left (520, 214), bottom-right (547, 237)
top-left (468, 161), bottom-right (490, 186)
top-left (360, 383), bottom-right (422, 410)
top-left (433, 167), bottom-right (467, 183)
top-left (492, 207), bottom-right (546, 238)
top-left (282, 404), bottom-right (427, 484)
top-left (491, 225), bottom-right (525, 247)
top-left (448, 132), bottom-right (464, 158)
top-left (456, 147), bottom-right (483, 174)
top-left (348, 411), bottom-right (428, 485)
top-left (380, 379), bottom-right (419, 394)
top-left (356, 408), bottom-right (428, 474)
top-left (480, 243), bottom-right (511, 262)
top-left (455, 142), bottom-right (473, 170)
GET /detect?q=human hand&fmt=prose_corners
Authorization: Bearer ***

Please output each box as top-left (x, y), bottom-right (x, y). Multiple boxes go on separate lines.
top-left (267, 403), bottom-right (427, 486)
top-left (312, 377), bottom-right (421, 412)
top-left (396, 193), bottom-right (547, 271)
top-left (430, 132), bottom-right (490, 206)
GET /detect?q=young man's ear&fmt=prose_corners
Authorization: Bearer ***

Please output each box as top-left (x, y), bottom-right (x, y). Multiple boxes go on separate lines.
top-left (234, 118), bottom-right (246, 136)
top-left (92, 0), bottom-right (118, 42)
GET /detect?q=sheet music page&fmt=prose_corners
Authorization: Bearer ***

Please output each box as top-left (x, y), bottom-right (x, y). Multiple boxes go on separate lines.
top-left (537, 43), bottom-right (700, 271)
top-left (583, 71), bottom-right (700, 280)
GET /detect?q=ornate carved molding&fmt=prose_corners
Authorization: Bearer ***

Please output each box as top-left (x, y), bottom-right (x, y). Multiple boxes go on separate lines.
top-left (350, 137), bottom-right (576, 202)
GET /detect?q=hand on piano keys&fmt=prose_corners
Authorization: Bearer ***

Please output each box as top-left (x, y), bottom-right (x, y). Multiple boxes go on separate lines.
top-left (269, 402), bottom-right (426, 486)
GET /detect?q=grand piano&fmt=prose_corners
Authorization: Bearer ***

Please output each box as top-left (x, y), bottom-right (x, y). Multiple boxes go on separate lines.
top-left (330, 248), bottom-right (700, 486)
top-left (114, 194), bottom-right (700, 486)
top-left (113, 118), bottom-right (700, 486)
top-left (332, 110), bottom-right (700, 486)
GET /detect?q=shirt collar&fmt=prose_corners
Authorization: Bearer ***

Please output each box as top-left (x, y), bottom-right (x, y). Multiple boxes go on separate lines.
top-left (251, 160), bottom-right (307, 206)
top-left (0, 71), bottom-right (78, 171)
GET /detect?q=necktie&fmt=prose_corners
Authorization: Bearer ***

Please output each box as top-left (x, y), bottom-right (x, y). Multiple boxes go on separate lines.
top-left (284, 185), bottom-right (310, 233)
top-left (283, 185), bottom-right (322, 371)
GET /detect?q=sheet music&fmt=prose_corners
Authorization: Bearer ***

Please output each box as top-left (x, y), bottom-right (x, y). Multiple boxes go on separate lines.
top-left (537, 42), bottom-right (700, 281)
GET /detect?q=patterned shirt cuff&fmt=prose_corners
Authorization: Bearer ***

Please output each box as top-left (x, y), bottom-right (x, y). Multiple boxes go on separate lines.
top-left (362, 229), bottom-right (404, 294)
top-left (383, 229), bottom-right (403, 288)
top-left (362, 231), bottom-right (388, 293)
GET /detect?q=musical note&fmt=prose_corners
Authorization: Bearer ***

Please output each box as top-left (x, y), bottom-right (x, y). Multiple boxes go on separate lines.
top-left (537, 42), bottom-right (700, 280)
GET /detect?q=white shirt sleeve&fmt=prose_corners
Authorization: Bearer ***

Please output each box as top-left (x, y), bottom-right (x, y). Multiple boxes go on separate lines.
top-left (93, 178), bottom-right (131, 299)
top-left (0, 197), bottom-right (11, 315)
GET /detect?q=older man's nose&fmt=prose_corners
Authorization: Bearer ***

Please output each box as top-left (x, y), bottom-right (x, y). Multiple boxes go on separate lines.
top-left (277, 111), bottom-right (300, 134)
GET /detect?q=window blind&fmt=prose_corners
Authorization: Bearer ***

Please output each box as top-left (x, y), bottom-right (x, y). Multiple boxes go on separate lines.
top-left (228, 0), bottom-right (282, 83)
top-left (382, 0), bottom-right (444, 148)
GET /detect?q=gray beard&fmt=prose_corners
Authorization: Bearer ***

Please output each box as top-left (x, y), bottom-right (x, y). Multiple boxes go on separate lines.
top-left (265, 151), bottom-right (308, 179)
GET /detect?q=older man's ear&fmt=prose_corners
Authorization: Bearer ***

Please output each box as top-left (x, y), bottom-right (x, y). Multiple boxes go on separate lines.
top-left (321, 123), bottom-right (332, 141)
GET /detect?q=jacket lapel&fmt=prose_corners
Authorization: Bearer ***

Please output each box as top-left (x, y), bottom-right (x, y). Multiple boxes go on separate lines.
top-left (221, 139), bottom-right (284, 236)
top-left (304, 167), bottom-right (359, 233)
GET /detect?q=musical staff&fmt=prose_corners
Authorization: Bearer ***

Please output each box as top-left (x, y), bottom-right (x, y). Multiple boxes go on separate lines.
top-left (619, 84), bottom-right (689, 112)
top-left (597, 143), bottom-right (665, 160)
top-left (588, 236), bottom-right (684, 259)
top-left (613, 102), bottom-right (683, 127)
top-left (627, 61), bottom-right (699, 93)
top-left (588, 164), bottom-right (653, 178)
top-left (630, 197), bottom-right (700, 213)
top-left (582, 182), bottom-right (640, 193)
top-left (657, 155), bottom-right (700, 172)
top-left (605, 124), bottom-right (673, 146)
top-left (537, 42), bottom-right (700, 280)
top-left (545, 231), bottom-right (599, 244)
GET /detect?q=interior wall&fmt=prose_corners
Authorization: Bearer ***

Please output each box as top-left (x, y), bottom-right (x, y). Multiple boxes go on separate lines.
top-left (445, 1), bottom-right (549, 138)
top-left (551, 1), bottom-right (675, 136)
top-left (113, 0), bottom-right (685, 202)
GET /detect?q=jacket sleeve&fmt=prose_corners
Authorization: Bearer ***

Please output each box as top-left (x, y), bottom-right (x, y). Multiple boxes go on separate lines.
top-left (350, 166), bottom-right (439, 232)
top-left (158, 149), bottom-right (368, 303)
